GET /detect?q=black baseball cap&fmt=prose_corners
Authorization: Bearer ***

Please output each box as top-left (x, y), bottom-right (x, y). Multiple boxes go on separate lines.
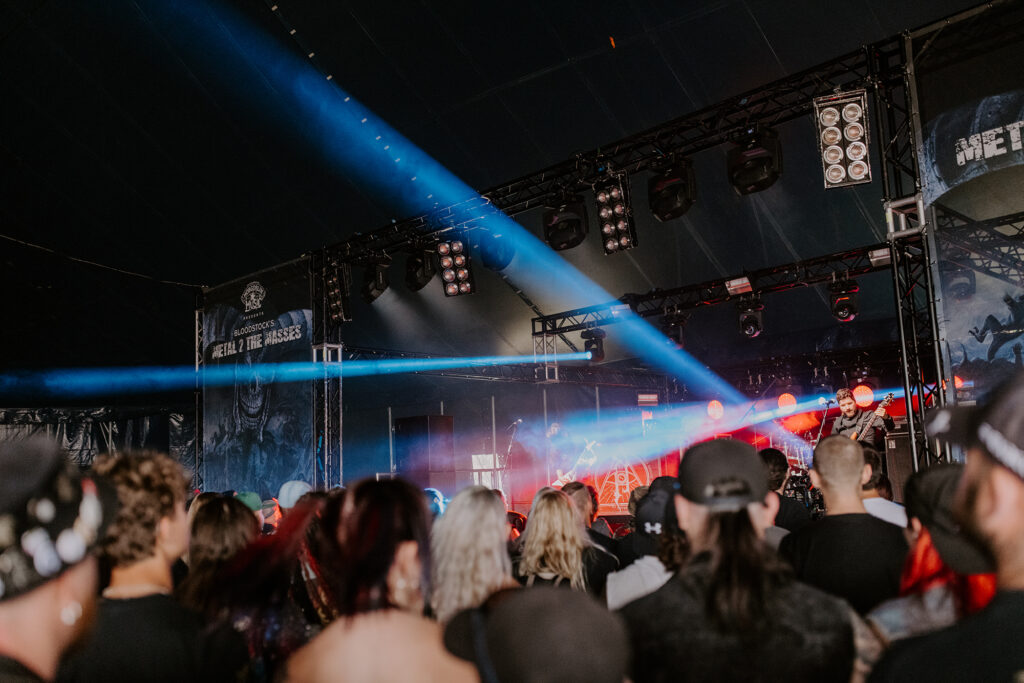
top-left (678, 439), bottom-right (769, 511)
top-left (903, 464), bottom-right (994, 575)
top-left (927, 372), bottom-right (1024, 482)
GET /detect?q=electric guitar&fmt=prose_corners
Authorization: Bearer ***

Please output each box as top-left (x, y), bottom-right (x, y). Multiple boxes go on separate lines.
top-left (551, 439), bottom-right (600, 487)
top-left (849, 393), bottom-right (894, 442)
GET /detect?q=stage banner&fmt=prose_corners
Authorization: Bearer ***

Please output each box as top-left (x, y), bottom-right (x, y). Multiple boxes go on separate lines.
top-left (920, 90), bottom-right (1024, 206)
top-left (202, 258), bottom-right (314, 498)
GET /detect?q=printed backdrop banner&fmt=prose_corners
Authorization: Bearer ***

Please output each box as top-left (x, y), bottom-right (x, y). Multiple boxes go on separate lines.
top-left (921, 90), bottom-right (1024, 206)
top-left (203, 258), bottom-right (314, 498)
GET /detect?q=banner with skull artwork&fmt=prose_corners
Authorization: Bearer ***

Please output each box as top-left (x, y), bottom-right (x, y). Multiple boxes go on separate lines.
top-left (202, 258), bottom-right (314, 498)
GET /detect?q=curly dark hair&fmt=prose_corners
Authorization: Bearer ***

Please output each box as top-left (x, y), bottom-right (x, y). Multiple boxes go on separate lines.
top-left (93, 451), bottom-right (190, 567)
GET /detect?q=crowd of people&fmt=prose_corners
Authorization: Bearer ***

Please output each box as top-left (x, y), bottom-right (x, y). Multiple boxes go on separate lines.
top-left (2, 373), bottom-right (1024, 682)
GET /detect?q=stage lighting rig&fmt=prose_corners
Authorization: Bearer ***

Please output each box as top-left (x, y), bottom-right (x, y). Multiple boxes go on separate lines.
top-left (813, 90), bottom-right (872, 188)
top-left (595, 175), bottom-right (638, 255)
top-left (727, 126), bottom-right (782, 195)
top-left (362, 258), bottom-right (392, 304)
top-left (543, 195), bottom-right (588, 251)
top-left (661, 309), bottom-right (689, 349)
top-left (580, 327), bottom-right (607, 363)
top-left (829, 279), bottom-right (860, 322)
top-left (648, 156), bottom-right (696, 222)
top-left (405, 249), bottom-right (437, 292)
top-left (476, 229), bottom-right (515, 271)
top-left (325, 264), bottom-right (352, 324)
top-left (737, 299), bottom-right (764, 338)
top-left (437, 239), bottom-right (475, 296)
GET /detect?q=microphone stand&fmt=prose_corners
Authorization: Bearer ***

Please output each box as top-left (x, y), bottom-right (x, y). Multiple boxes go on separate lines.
top-left (502, 421), bottom-right (519, 471)
top-left (814, 400), bottom-right (834, 446)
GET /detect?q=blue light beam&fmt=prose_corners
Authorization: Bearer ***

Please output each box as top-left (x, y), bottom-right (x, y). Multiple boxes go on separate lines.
top-left (0, 352), bottom-right (591, 399)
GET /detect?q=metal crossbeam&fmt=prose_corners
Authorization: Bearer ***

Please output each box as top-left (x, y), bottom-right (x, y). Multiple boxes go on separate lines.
top-left (532, 243), bottom-right (892, 337)
top-left (321, 39), bottom-right (903, 265)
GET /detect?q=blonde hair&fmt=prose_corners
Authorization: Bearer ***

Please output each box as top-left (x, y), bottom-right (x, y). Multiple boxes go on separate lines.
top-left (517, 487), bottom-right (587, 590)
top-left (430, 486), bottom-right (513, 623)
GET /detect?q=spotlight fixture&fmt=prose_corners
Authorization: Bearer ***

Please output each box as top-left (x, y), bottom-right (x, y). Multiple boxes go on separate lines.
top-left (829, 279), bottom-right (860, 322)
top-left (436, 239), bottom-right (475, 296)
top-left (727, 126), bottom-right (782, 195)
top-left (580, 327), bottom-right (607, 363)
top-left (404, 249), bottom-right (436, 292)
top-left (648, 157), bottom-right (696, 222)
top-left (325, 264), bottom-right (352, 324)
top-left (737, 299), bottom-right (764, 338)
top-left (361, 260), bottom-right (391, 304)
top-left (661, 310), bottom-right (689, 350)
top-left (595, 175), bottom-right (637, 255)
top-left (852, 383), bottom-right (875, 407)
top-left (813, 90), bottom-right (872, 188)
top-left (543, 195), bottom-right (588, 251)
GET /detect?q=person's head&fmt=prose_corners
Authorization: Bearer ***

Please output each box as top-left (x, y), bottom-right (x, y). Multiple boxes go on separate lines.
top-left (0, 438), bottom-right (116, 679)
top-left (561, 481), bottom-right (594, 527)
top-left (235, 491), bottom-right (265, 527)
top-left (431, 485), bottom-right (513, 623)
top-left (627, 485), bottom-right (649, 519)
top-left (277, 480), bottom-right (312, 517)
top-left (94, 451), bottom-right (190, 569)
top-left (675, 439), bottom-right (786, 631)
top-left (444, 587), bottom-right (629, 683)
top-left (632, 476), bottom-right (683, 561)
top-left (929, 374), bottom-right (1024, 583)
top-left (333, 478), bottom-right (432, 615)
top-left (861, 447), bottom-right (884, 493)
top-left (759, 448), bottom-right (790, 493)
top-left (876, 474), bottom-right (894, 501)
top-left (490, 488), bottom-right (508, 510)
top-left (423, 488), bottom-right (446, 519)
top-left (176, 495), bottom-right (260, 614)
top-left (836, 387), bottom-right (858, 417)
top-left (187, 495), bottom-right (260, 567)
top-left (811, 436), bottom-right (869, 499)
top-left (519, 487), bottom-right (587, 590)
top-left (903, 464), bottom-right (993, 575)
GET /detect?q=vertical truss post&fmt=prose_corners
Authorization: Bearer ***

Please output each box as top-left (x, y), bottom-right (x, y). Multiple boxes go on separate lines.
top-left (313, 344), bottom-right (343, 490)
top-left (887, 196), bottom-right (950, 471)
top-left (533, 334), bottom-right (560, 383)
top-left (194, 305), bottom-right (205, 491)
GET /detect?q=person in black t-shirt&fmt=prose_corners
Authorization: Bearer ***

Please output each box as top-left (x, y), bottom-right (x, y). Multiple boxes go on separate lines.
top-left (830, 387), bottom-right (895, 448)
top-left (871, 374), bottom-right (1024, 682)
top-left (58, 453), bottom-right (244, 683)
top-left (780, 436), bottom-right (908, 614)
top-left (759, 448), bottom-right (811, 532)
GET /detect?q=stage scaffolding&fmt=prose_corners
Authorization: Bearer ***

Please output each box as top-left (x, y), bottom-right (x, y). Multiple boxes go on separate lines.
top-left (289, 4), bottom-right (1024, 474)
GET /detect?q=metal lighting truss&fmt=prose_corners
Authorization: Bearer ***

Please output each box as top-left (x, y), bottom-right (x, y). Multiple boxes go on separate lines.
top-left (531, 243), bottom-right (894, 337)
top-left (312, 343), bottom-right (343, 489)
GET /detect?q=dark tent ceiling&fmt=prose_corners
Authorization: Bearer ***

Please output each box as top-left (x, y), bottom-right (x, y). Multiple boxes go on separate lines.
top-left (0, 0), bottom-right (982, 390)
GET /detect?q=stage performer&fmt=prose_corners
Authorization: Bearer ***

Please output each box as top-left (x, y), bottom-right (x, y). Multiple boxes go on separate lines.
top-left (829, 387), bottom-right (894, 448)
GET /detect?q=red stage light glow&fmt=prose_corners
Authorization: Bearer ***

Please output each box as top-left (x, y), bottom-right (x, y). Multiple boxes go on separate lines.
top-left (707, 400), bottom-right (724, 420)
top-left (777, 393), bottom-right (796, 409)
top-left (954, 375), bottom-right (964, 389)
top-left (852, 384), bottom-right (875, 407)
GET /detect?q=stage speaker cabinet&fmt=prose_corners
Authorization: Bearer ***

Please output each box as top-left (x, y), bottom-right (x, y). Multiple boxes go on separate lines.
top-left (393, 415), bottom-right (455, 493)
top-left (884, 418), bottom-right (913, 504)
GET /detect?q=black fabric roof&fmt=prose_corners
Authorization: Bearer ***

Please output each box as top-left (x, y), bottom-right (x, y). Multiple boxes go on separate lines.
top-left (0, 0), bottom-right (981, 385)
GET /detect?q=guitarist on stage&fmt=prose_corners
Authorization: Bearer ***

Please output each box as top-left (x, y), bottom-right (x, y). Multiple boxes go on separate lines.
top-left (829, 387), bottom-right (894, 448)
